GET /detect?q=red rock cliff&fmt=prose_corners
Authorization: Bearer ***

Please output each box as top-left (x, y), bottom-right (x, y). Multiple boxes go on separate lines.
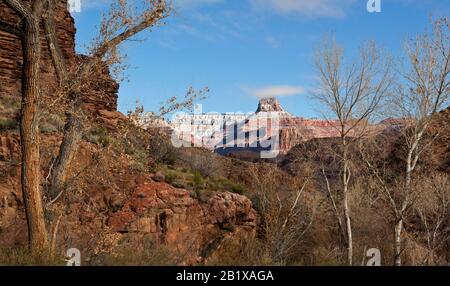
top-left (0, 0), bottom-right (118, 117)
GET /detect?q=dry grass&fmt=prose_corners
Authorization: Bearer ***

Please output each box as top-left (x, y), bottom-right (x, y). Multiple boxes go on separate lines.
top-left (0, 247), bottom-right (64, 266)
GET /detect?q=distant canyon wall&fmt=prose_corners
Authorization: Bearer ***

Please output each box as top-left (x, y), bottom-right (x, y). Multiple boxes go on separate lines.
top-left (138, 98), bottom-right (398, 155)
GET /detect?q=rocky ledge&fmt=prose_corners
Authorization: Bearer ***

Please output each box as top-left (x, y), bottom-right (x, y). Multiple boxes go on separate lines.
top-left (107, 180), bottom-right (257, 265)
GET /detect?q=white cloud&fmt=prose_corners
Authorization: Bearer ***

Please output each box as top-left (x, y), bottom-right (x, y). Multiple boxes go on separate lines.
top-left (250, 0), bottom-right (356, 18)
top-left (242, 85), bottom-right (305, 99)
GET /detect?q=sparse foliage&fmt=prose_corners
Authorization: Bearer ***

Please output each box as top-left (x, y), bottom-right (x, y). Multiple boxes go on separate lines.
top-left (314, 37), bottom-right (393, 265)
top-left (385, 17), bottom-right (448, 266)
top-left (249, 167), bottom-right (315, 265)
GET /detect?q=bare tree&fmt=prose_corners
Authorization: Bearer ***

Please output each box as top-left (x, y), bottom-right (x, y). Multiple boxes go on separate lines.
top-left (389, 17), bottom-right (450, 266)
top-left (0, 0), bottom-right (172, 253)
top-left (249, 167), bottom-right (315, 265)
top-left (414, 174), bottom-right (450, 265)
top-left (359, 141), bottom-right (414, 266)
top-left (314, 38), bottom-right (393, 265)
top-left (45, 0), bottom-right (172, 200)
top-left (358, 18), bottom-right (449, 266)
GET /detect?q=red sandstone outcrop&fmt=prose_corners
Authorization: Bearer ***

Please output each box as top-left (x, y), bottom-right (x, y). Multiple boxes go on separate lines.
top-left (0, 1), bottom-right (119, 117)
top-left (107, 181), bottom-right (256, 264)
top-left (256, 97), bottom-right (290, 114)
top-left (97, 109), bottom-right (128, 129)
top-left (277, 118), bottom-right (341, 153)
top-left (0, 1), bottom-right (75, 98)
top-left (0, 134), bottom-right (18, 161)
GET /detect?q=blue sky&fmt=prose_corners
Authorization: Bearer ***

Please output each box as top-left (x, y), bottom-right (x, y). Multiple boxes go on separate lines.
top-left (72, 0), bottom-right (449, 118)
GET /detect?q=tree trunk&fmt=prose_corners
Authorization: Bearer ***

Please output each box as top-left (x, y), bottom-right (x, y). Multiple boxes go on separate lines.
top-left (343, 191), bottom-right (353, 265)
top-left (43, 0), bottom-right (82, 202)
top-left (343, 166), bottom-right (353, 266)
top-left (394, 148), bottom-right (413, 266)
top-left (20, 17), bottom-right (49, 253)
top-left (394, 219), bottom-right (403, 266)
top-left (342, 138), bottom-right (353, 266)
top-left (48, 111), bottom-right (82, 200)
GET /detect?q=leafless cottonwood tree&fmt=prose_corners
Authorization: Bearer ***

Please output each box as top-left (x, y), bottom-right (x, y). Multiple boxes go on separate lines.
top-left (314, 38), bottom-right (393, 265)
top-left (389, 17), bottom-right (450, 266)
top-left (249, 167), bottom-right (315, 265)
top-left (414, 174), bottom-right (450, 265)
top-left (359, 144), bottom-right (416, 265)
top-left (361, 147), bottom-right (450, 265)
top-left (0, 0), bottom-right (172, 253)
top-left (46, 0), bottom-right (173, 201)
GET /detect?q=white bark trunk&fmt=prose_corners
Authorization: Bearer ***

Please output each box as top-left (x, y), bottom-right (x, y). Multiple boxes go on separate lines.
top-left (394, 219), bottom-right (403, 266)
top-left (342, 138), bottom-right (353, 266)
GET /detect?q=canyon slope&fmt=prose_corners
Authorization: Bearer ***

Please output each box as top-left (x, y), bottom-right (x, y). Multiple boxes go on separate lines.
top-left (0, 1), bottom-right (257, 264)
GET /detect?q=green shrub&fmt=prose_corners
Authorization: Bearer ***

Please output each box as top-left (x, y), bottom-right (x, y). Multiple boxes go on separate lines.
top-left (161, 150), bottom-right (177, 165)
top-left (148, 164), bottom-right (158, 173)
top-left (230, 184), bottom-right (246, 195)
top-left (0, 118), bottom-right (18, 131)
top-left (84, 126), bottom-right (112, 147)
top-left (189, 190), bottom-right (198, 199)
top-left (39, 113), bottom-right (65, 134)
top-left (194, 188), bottom-right (213, 203)
top-left (157, 166), bottom-right (243, 202)
top-left (0, 97), bottom-right (20, 114)
top-left (129, 161), bottom-right (146, 172)
top-left (118, 134), bottom-right (153, 173)
top-left (148, 134), bottom-right (177, 165)
top-left (165, 171), bottom-right (179, 185)
top-left (192, 171), bottom-right (203, 188)
top-left (208, 176), bottom-right (247, 195)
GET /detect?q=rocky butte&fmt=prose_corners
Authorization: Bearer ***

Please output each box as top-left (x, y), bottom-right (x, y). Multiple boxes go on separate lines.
top-left (138, 98), bottom-right (399, 157)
